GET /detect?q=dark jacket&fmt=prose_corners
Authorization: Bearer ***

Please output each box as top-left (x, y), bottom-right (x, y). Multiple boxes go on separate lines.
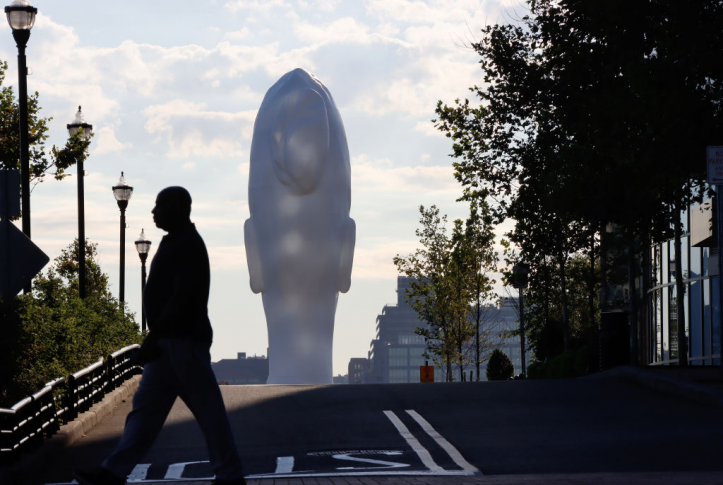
top-left (143, 222), bottom-right (213, 343)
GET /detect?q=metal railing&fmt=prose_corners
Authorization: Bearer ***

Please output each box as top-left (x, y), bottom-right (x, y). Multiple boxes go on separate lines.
top-left (0, 344), bottom-right (142, 465)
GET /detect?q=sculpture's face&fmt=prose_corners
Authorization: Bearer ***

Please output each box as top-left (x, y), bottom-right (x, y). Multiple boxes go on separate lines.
top-left (244, 68), bottom-right (356, 384)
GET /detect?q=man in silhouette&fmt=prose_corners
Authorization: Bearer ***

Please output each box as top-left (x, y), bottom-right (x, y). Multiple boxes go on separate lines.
top-left (74, 187), bottom-right (245, 485)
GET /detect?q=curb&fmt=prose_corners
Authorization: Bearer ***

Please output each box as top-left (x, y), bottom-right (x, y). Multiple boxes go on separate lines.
top-left (2, 374), bottom-right (141, 485)
top-left (586, 365), bottom-right (723, 407)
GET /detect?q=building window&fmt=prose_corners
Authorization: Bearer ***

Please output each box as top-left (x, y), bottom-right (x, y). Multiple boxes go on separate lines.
top-left (713, 277), bottom-right (721, 365)
top-left (389, 347), bottom-right (408, 367)
top-left (389, 369), bottom-right (408, 383)
top-left (669, 284), bottom-right (678, 360)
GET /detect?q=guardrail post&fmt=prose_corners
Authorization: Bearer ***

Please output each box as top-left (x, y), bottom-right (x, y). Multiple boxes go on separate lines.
top-left (65, 374), bottom-right (77, 422)
top-left (106, 353), bottom-right (114, 395)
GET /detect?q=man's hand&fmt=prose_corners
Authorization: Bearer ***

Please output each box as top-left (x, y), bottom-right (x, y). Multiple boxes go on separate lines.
top-left (132, 333), bottom-right (161, 366)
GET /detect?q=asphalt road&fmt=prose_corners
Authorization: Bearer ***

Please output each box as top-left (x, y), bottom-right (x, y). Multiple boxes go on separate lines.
top-left (40, 376), bottom-right (723, 484)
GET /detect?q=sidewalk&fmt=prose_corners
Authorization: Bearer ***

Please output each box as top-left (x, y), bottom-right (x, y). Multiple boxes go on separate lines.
top-left (136, 471), bottom-right (723, 484)
top-left (586, 365), bottom-right (723, 407)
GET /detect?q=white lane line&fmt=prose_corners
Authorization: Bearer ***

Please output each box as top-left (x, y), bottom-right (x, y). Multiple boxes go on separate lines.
top-left (275, 456), bottom-right (295, 474)
top-left (383, 410), bottom-right (443, 472)
top-left (128, 464), bottom-right (151, 481)
top-left (406, 409), bottom-right (479, 473)
top-left (247, 469), bottom-right (478, 479)
top-left (164, 460), bottom-right (209, 479)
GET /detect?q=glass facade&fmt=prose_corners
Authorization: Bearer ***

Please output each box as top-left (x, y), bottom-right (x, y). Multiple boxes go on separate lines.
top-left (646, 198), bottom-right (722, 365)
top-left (361, 277), bottom-right (521, 383)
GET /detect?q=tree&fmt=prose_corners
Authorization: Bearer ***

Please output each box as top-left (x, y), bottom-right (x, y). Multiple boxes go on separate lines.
top-left (394, 205), bottom-right (473, 381)
top-left (0, 60), bottom-right (91, 195)
top-left (395, 203), bottom-right (505, 381)
top-left (0, 240), bottom-right (141, 408)
top-left (456, 199), bottom-right (500, 380)
top-left (435, 0), bottom-right (723, 365)
top-left (486, 349), bottom-right (514, 381)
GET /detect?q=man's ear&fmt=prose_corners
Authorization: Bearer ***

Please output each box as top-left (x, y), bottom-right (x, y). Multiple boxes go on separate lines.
top-left (244, 218), bottom-right (264, 293)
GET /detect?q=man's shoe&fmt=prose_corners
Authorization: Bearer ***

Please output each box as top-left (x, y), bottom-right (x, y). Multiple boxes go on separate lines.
top-left (212, 477), bottom-right (247, 485)
top-left (72, 468), bottom-right (125, 485)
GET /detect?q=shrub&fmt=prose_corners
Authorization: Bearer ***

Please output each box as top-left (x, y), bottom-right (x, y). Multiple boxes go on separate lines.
top-left (0, 240), bottom-right (142, 408)
top-left (487, 349), bottom-right (514, 381)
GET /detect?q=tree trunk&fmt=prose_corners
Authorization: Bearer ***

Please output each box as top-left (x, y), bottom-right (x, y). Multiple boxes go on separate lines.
top-left (560, 250), bottom-right (570, 352)
top-left (627, 233), bottom-right (639, 366)
top-left (543, 260), bottom-right (550, 325)
top-left (599, 222), bottom-right (608, 312)
top-left (598, 222), bottom-right (608, 371)
top-left (588, 228), bottom-right (598, 373)
top-left (475, 294), bottom-right (481, 381)
top-left (458, 316), bottom-right (464, 382)
top-left (674, 197), bottom-right (688, 366)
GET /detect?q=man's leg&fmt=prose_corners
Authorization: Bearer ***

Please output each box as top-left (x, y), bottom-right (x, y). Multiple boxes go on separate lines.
top-left (165, 339), bottom-right (244, 481)
top-left (101, 353), bottom-right (178, 479)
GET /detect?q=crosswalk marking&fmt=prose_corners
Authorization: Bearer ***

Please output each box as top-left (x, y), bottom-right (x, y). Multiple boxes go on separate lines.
top-left (406, 409), bottom-right (479, 473)
top-left (46, 409), bottom-right (480, 483)
top-left (275, 456), bottom-right (294, 473)
top-left (383, 410), bottom-right (444, 472)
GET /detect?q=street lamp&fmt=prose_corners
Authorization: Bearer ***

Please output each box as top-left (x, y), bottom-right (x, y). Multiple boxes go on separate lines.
top-left (67, 106), bottom-right (92, 299)
top-left (112, 172), bottom-right (133, 304)
top-left (134, 229), bottom-right (151, 332)
top-left (6, 0), bottom-right (37, 293)
top-left (512, 263), bottom-right (529, 379)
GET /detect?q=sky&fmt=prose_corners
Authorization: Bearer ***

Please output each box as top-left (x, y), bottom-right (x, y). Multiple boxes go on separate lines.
top-left (1, 0), bottom-right (524, 376)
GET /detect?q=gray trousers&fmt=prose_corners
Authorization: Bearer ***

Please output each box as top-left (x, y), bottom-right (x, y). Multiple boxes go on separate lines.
top-left (103, 338), bottom-right (244, 481)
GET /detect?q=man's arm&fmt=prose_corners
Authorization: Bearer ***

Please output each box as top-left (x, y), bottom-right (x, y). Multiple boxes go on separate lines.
top-left (136, 237), bottom-right (209, 363)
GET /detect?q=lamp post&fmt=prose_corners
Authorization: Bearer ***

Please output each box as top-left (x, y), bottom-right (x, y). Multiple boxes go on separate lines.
top-left (134, 229), bottom-right (151, 332)
top-left (512, 263), bottom-right (529, 379)
top-left (67, 106), bottom-right (92, 299)
top-left (112, 172), bottom-right (133, 304)
top-left (6, 0), bottom-right (37, 293)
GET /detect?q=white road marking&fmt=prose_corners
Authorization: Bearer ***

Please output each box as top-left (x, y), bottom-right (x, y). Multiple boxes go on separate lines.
top-left (383, 410), bottom-right (443, 472)
top-left (164, 460), bottom-right (210, 479)
top-left (275, 456), bottom-right (295, 473)
top-left (406, 409), bottom-right (480, 473)
top-left (333, 452), bottom-right (409, 470)
top-left (248, 469), bottom-right (478, 479)
top-left (128, 464), bottom-right (151, 481)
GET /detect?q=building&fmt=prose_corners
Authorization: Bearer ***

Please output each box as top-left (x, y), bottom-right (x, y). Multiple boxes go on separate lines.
top-left (643, 197), bottom-right (721, 365)
top-left (212, 352), bottom-right (269, 384)
top-left (333, 374), bottom-right (349, 384)
top-left (348, 358), bottom-right (369, 384)
top-left (351, 277), bottom-right (523, 383)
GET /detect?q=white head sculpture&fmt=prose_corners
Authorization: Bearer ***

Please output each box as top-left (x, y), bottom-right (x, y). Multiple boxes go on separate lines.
top-left (245, 68), bottom-right (356, 384)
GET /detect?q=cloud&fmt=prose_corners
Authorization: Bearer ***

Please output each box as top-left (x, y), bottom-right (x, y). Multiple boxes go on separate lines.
top-left (298, 0), bottom-right (341, 11)
top-left (92, 126), bottom-right (133, 156)
top-left (352, 236), bottom-right (419, 280)
top-left (364, 0), bottom-right (495, 24)
top-left (352, 155), bottom-right (459, 195)
top-left (224, 0), bottom-right (289, 14)
top-left (143, 100), bottom-right (257, 159)
top-left (414, 120), bottom-right (445, 138)
top-left (208, 245), bottom-right (247, 270)
top-left (294, 17), bottom-right (371, 44)
top-left (224, 28), bottom-right (252, 41)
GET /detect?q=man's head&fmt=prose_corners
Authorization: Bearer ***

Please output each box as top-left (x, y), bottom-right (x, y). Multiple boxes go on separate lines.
top-left (152, 186), bottom-right (192, 232)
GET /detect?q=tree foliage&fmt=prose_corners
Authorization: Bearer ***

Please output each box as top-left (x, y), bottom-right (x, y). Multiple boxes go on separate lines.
top-left (394, 204), bottom-right (502, 381)
top-left (0, 240), bottom-right (141, 408)
top-left (435, 0), bottom-right (723, 365)
top-left (486, 348), bottom-right (514, 381)
top-left (0, 60), bottom-right (91, 193)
